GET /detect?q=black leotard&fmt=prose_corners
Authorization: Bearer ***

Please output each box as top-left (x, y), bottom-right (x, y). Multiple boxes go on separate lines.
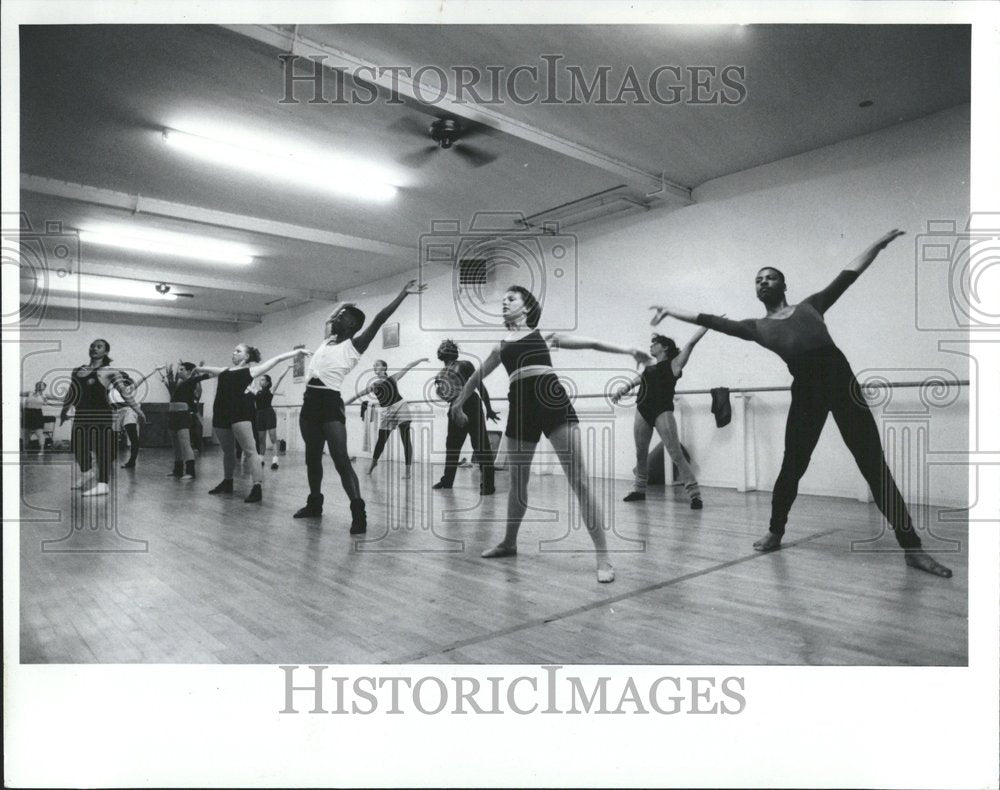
top-left (499, 329), bottom-right (553, 374)
top-left (255, 389), bottom-right (274, 410)
top-left (212, 368), bottom-right (255, 428)
top-left (72, 367), bottom-right (112, 415)
top-left (170, 374), bottom-right (209, 410)
top-left (371, 377), bottom-right (402, 408)
top-left (636, 360), bottom-right (680, 423)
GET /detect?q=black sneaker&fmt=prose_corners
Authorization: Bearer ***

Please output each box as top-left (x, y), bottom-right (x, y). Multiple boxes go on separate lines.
top-left (432, 481), bottom-right (452, 490)
top-left (691, 498), bottom-right (704, 510)
top-left (270, 462), bottom-right (279, 470)
top-left (209, 479), bottom-right (233, 495)
top-left (244, 484), bottom-right (262, 503)
top-left (623, 491), bottom-right (646, 502)
top-left (293, 494), bottom-right (324, 519)
top-left (349, 499), bottom-right (367, 534)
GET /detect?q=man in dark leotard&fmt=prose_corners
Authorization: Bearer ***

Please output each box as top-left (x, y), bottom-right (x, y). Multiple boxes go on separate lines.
top-left (651, 229), bottom-right (952, 578)
top-left (432, 339), bottom-right (499, 494)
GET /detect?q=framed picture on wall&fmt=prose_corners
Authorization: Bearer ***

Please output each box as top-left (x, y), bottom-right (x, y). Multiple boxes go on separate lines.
top-left (292, 344), bottom-right (307, 382)
top-left (382, 322), bottom-right (399, 349)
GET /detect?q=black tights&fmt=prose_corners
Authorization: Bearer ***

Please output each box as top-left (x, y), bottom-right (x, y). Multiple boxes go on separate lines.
top-left (440, 394), bottom-right (494, 486)
top-left (299, 416), bottom-right (361, 500)
top-left (771, 350), bottom-right (920, 549)
top-left (72, 418), bottom-right (116, 484)
top-left (371, 424), bottom-right (412, 466)
top-left (123, 423), bottom-right (139, 464)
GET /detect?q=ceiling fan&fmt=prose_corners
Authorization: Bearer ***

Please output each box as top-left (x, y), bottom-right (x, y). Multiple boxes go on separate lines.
top-left (391, 115), bottom-right (498, 169)
top-left (156, 283), bottom-right (194, 298)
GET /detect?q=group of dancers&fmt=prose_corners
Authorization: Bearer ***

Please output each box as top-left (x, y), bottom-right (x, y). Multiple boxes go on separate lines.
top-left (50, 230), bottom-right (952, 581)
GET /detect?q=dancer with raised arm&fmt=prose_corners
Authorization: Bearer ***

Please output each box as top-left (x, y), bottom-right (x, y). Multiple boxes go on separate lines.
top-left (21, 381), bottom-right (51, 453)
top-left (450, 286), bottom-right (616, 583)
top-left (292, 279), bottom-right (427, 531)
top-left (160, 362), bottom-right (210, 480)
top-left (606, 329), bottom-right (710, 507)
top-left (196, 345), bottom-right (309, 503)
top-left (345, 356), bottom-right (427, 479)
top-left (59, 338), bottom-right (145, 497)
top-left (432, 339), bottom-right (500, 495)
top-left (650, 229), bottom-right (951, 577)
top-left (249, 366), bottom-right (291, 470)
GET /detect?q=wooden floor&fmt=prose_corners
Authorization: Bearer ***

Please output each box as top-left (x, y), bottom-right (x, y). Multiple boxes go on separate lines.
top-left (18, 448), bottom-right (967, 665)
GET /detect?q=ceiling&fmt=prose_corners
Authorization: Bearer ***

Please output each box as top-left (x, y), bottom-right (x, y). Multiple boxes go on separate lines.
top-left (18, 23), bottom-right (970, 325)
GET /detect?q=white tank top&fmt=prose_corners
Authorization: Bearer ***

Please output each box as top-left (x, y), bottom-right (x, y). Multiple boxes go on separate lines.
top-left (307, 338), bottom-right (361, 391)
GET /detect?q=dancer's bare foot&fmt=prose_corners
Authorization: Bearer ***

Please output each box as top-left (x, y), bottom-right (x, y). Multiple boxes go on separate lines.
top-left (597, 561), bottom-right (615, 583)
top-left (753, 532), bottom-right (782, 552)
top-left (905, 549), bottom-right (953, 578)
top-left (81, 482), bottom-right (109, 498)
top-left (482, 543), bottom-right (517, 558)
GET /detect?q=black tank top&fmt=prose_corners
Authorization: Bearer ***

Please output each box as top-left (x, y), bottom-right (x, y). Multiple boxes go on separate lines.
top-left (72, 367), bottom-right (112, 414)
top-left (371, 376), bottom-right (402, 407)
top-left (255, 390), bottom-right (274, 410)
top-left (214, 368), bottom-right (253, 409)
top-left (637, 361), bottom-right (680, 417)
top-left (499, 330), bottom-right (553, 375)
top-left (170, 373), bottom-right (208, 409)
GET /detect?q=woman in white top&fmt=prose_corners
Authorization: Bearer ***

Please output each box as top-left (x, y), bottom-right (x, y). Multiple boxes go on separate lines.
top-left (109, 367), bottom-right (162, 469)
top-left (293, 279), bottom-right (427, 530)
top-left (21, 381), bottom-right (51, 452)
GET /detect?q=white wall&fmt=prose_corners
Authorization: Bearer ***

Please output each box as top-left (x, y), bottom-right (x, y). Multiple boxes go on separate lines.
top-left (249, 105), bottom-right (970, 507)
top-left (18, 313), bottom-right (238, 441)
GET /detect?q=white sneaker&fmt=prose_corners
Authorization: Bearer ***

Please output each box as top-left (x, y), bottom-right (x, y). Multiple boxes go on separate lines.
top-left (82, 482), bottom-right (109, 497)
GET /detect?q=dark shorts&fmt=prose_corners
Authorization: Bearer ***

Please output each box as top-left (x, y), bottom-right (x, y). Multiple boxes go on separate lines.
top-left (212, 399), bottom-right (257, 429)
top-left (24, 408), bottom-right (45, 430)
top-left (300, 386), bottom-right (346, 425)
top-left (256, 407), bottom-right (277, 431)
top-left (505, 373), bottom-right (578, 444)
top-left (168, 411), bottom-right (193, 432)
top-left (637, 404), bottom-right (673, 426)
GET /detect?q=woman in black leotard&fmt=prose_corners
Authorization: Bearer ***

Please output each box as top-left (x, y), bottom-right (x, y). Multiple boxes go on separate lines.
top-left (345, 357), bottom-right (427, 478)
top-left (195, 343), bottom-right (309, 503)
top-left (450, 286), bottom-right (616, 583)
top-left (159, 362), bottom-right (210, 480)
top-left (651, 229), bottom-right (951, 578)
top-left (248, 367), bottom-right (291, 471)
top-left (58, 338), bottom-right (145, 497)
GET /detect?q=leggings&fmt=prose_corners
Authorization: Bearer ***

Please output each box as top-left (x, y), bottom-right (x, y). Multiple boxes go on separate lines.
top-left (771, 349), bottom-right (920, 549)
top-left (633, 410), bottom-right (701, 500)
top-left (440, 393), bottom-right (494, 486)
top-left (123, 423), bottom-right (140, 465)
top-left (72, 417), bottom-right (116, 483)
top-left (299, 416), bottom-right (361, 501)
top-left (214, 421), bottom-right (262, 484)
top-left (371, 423), bottom-right (413, 466)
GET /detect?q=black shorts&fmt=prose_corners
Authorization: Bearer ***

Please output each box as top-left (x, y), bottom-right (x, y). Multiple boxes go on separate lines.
top-left (256, 407), bottom-right (277, 431)
top-left (505, 373), bottom-right (578, 444)
top-left (300, 386), bottom-right (346, 425)
top-left (24, 408), bottom-right (45, 430)
top-left (212, 400), bottom-right (257, 429)
top-left (168, 411), bottom-right (193, 432)
top-left (637, 404), bottom-right (673, 426)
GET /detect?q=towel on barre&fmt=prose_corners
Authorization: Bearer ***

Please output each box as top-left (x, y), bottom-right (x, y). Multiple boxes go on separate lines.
top-left (710, 387), bottom-right (732, 428)
top-left (360, 401), bottom-right (368, 422)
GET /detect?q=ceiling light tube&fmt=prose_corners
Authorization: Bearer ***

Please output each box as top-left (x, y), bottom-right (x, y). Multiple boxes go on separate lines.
top-left (162, 128), bottom-right (398, 203)
top-left (78, 226), bottom-right (255, 266)
top-left (23, 273), bottom-right (179, 301)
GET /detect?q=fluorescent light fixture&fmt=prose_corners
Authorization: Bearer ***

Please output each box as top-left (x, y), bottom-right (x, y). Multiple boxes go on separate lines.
top-left (78, 224), bottom-right (255, 266)
top-left (25, 273), bottom-right (178, 301)
top-left (162, 127), bottom-right (399, 203)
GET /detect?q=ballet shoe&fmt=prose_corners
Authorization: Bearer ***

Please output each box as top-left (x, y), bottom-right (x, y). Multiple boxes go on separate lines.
top-left (753, 532), bottom-right (783, 552)
top-left (180, 461), bottom-right (196, 480)
top-left (208, 479), bottom-right (233, 495)
top-left (120, 461), bottom-right (136, 470)
top-left (597, 562), bottom-right (615, 584)
top-left (432, 481), bottom-right (452, 490)
top-left (482, 544), bottom-right (517, 558)
top-left (167, 462), bottom-right (183, 477)
top-left (349, 499), bottom-right (367, 534)
top-left (244, 484), bottom-right (262, 503)
top-left (402, 469), bottom-right (412, 480)
top-left (904, 550), bottom-right (953, 578)
top-left (82, 482), bottom-right (109, 498)
top-left (690, 497), bottom-right (703, 510)
top-left (293, 494), bottom-right (323, 519)
top-left (623, 491), bottom-right (645, 502)
top-left (366, 463), bottom-right (377, 476)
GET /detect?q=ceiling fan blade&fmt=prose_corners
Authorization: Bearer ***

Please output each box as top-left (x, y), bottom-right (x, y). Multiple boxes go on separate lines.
top-left (176, 292), bottom-right (195, 298)
top-left (399, 145), bottom-right (439, 168)
top-left (388, 116), bottom-right (432, 137)
top-left (453, 143), bottom-right (497, 168)
top-left (455, 121), bottom-right (495, 140)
